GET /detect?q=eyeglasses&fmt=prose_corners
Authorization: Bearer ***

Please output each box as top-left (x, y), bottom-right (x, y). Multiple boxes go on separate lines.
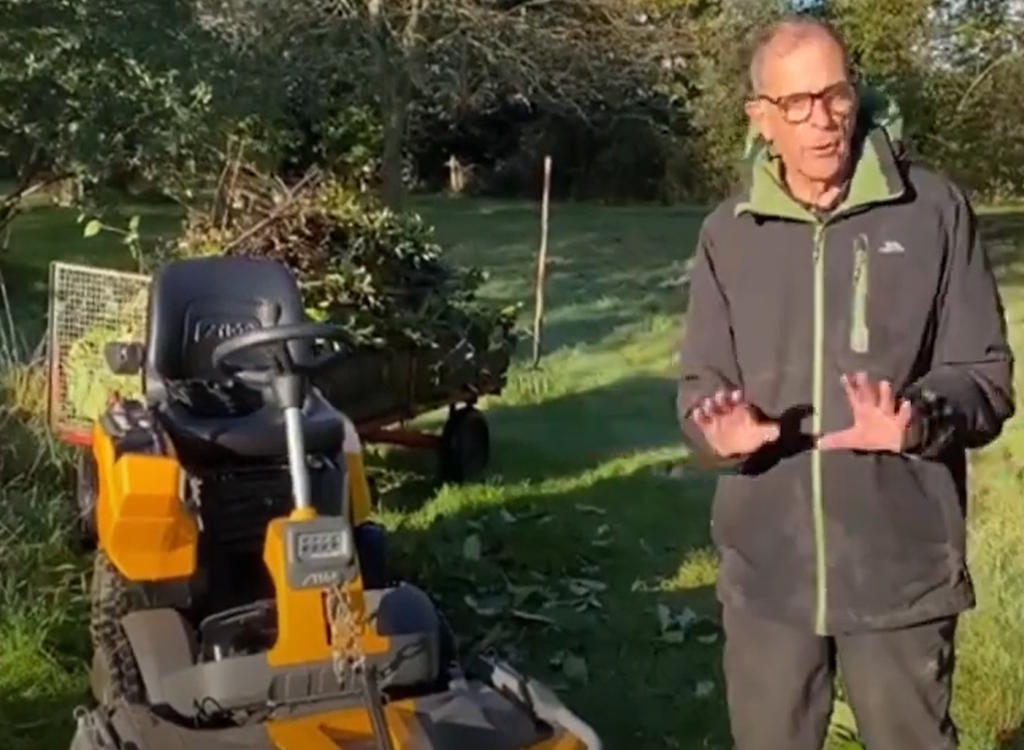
top-left (755, 81), bottom-right (857, 124)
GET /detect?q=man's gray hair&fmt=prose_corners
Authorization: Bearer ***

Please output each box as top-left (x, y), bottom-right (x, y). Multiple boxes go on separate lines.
top-left (749, 15), bottom-right (851, 94)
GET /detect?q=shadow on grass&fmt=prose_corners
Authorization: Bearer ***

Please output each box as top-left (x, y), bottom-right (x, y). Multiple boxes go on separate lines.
top-left (0, 683), bottom-right (90, 750)
top-left (362, 374), bottom-right (731, 747)
top-left (363, 373), bottom-right (684, 506)
top-left (385, 462), bottom-right (730, 749)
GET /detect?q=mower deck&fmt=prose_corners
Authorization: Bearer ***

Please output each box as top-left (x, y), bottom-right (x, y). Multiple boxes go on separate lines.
top-left (72, 667), bottom-right (590, 750)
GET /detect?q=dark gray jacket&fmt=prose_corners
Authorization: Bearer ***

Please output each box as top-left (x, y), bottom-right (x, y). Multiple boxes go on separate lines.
top-left (677, 98), bottom-right (1015, 634)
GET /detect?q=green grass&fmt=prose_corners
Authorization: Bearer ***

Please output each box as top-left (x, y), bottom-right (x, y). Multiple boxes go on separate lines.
top-left (1, 194), bottom-right (1024, 749)
top-left (0, 413), bottom-right (89, 750)
top-left (0, 197), bottom-right (181, 344)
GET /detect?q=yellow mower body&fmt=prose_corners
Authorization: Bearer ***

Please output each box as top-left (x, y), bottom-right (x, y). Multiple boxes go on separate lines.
top-left (68, 256), bottom-right (600, 750)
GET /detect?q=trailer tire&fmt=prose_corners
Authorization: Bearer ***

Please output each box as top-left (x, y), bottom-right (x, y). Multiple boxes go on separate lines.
top-left (438, 406), bottom-right (489, 483)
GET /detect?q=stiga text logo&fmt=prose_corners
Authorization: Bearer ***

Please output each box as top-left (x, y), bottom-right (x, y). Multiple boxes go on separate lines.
top-left (301, 570), bottom-right (341, 587)
top-left (192, 318), bottom-right (260, 343)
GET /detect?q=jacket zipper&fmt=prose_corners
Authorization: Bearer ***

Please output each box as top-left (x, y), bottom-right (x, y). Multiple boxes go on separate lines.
top-left (812, 223), bottom-right (827, 635)
top-left (850, 234), bottom-right (870, 353)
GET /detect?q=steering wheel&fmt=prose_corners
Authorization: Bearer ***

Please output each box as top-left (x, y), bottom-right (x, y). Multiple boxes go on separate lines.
top-left (211, 322), bottom-right (349, 389)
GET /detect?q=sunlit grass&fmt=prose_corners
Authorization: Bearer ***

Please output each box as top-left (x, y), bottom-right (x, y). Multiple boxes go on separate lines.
top-left (1, 197), bottom-right (1022, 749)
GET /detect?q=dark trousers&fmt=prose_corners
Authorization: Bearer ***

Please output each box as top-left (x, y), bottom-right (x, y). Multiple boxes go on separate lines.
top-left (722, 606), bottom-right (959, 750)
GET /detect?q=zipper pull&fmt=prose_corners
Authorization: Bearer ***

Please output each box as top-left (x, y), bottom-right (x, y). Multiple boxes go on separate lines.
top-left (812, 224), bottom-right (825, 264)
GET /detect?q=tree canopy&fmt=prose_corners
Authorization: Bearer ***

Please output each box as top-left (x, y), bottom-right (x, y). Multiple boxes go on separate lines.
top-left (2, 0), bottom-right (1023, 214)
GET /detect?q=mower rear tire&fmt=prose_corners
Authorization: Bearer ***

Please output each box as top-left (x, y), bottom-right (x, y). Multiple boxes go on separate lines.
top-left (75, 449), bottom-right (98, 551)
top-left (438, 406), bottom-right (490, 483)
top-left (90, 552), bottom-right (145, 705)
top-left (355, 521), bottom-right (389, 589)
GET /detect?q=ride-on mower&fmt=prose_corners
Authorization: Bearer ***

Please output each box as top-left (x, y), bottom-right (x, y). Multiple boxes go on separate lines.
top-left (68, 256), bottom-right (601, 750)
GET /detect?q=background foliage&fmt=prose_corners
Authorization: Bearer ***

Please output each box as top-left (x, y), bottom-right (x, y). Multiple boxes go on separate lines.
top-left (4, 0), bottom-right (1023, 215)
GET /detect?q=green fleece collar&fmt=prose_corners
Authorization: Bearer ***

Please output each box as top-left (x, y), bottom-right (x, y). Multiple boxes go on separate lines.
top-left (734, 86), bottom-right (907, 222)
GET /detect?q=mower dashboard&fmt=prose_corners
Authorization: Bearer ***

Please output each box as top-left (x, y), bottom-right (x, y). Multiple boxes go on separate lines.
top-left (283, 516), bottom-right (357, 590)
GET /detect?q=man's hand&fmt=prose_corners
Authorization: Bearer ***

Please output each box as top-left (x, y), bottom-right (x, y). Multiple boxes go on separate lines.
top-left (817, 372), bottom-right (913, 453)
top-left (690, 389), bottom-right (781, 459)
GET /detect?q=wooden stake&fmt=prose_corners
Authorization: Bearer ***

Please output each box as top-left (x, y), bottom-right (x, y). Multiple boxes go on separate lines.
top-left (532, 155), bottom-right (552, 368)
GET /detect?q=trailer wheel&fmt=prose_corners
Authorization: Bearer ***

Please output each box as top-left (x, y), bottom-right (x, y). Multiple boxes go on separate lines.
top-left (438, 406), bottom-right (490, 483)
top-left (76, 450), bottom-right (98, 550)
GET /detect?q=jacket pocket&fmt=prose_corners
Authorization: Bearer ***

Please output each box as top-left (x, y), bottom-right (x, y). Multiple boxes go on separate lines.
top-left (850, 233), bottom-right (870, 353)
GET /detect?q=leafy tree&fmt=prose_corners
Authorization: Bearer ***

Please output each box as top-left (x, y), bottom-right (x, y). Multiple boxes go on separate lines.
top-left (236, 0), bottom-right (677, 207)
top-left (0, 0), bottom-right (243, 235)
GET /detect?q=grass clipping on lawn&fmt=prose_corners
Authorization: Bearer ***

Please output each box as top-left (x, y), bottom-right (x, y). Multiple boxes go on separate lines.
top-left (170, 164), bottom-right (519, 378)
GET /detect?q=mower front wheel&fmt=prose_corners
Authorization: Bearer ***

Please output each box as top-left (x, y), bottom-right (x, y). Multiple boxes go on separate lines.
top-left (89, 552), bottom-right (145, 706)
top-left (438, 406), bottom-right (490, 483)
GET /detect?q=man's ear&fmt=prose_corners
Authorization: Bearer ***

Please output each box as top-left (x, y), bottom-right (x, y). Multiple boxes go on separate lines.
top-left (744, 99), bottom-right (772, 143)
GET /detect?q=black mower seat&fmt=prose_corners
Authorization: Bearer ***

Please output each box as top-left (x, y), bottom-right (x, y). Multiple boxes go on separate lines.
top-left (142, 256), bottom-right (345, 463)
top-left (157, 383), bottom-right (343, 463)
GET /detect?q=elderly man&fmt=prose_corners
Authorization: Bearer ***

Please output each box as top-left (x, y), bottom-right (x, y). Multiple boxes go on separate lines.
top-left (677, 15), bottom-right (1015, 750)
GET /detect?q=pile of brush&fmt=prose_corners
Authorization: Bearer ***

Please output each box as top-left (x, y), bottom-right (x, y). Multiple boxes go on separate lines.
top-left (158, 161), bottom-right (517, 420)
top-left (171, 162), bottom-right (518, 360)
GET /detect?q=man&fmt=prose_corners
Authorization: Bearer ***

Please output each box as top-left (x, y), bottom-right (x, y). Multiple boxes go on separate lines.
top-left (676, 15), bottom-right (1015, 750)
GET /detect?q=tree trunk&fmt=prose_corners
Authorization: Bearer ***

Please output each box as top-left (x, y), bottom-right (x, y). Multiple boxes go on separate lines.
top-left (380, 78), bottom-right (408, 210)
top-left (366, 0), bottom-right (410, 210)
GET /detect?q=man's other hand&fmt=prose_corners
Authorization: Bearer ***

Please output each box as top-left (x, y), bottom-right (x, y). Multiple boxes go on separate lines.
top-left (691, 389), bottom-right (781, 459)
top-left (817, 372), bottom-right (913, 453)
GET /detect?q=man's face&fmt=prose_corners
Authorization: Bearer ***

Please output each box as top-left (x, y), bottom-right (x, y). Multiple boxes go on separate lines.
top-left (746, 35), bottom-right (857, 185)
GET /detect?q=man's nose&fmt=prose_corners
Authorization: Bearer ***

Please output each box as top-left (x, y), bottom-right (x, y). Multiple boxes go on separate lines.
top-left (808, 97), bottom-right (836, 128)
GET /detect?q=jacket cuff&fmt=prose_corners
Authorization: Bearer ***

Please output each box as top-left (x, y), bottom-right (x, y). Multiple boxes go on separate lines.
top-left (901, 385), bottom-right (959, 458)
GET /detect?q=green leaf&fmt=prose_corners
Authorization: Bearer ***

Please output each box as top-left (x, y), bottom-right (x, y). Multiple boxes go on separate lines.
top-left (463, 594), bottom-right (506, 617)
top-left (694, 680), bottom-right (715, 698)
top-left (507, 583), bottom-right (548, 607)
top-left (462, 533), bottom-right (482, 561)
top-left (473, 623), bottom-right (509, 654)
top-left (562, 654), bottom-right (589, 684)
top-left (677, 607), bottom-right (698, 629)
top-left (83, 219), bottom-right (102, 238)
top-left (511, 609), bottom-right (558, 626)
top-left (128, 215), bottom-right (141, 233)
top-left (657, 604), bottom-right (701, 641)
top-left (656, 604), bottom-right (673, 632)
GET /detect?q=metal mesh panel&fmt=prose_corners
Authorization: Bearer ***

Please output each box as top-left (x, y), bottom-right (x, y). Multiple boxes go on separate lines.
top-left (47, 261), bottom-right (151, 439)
